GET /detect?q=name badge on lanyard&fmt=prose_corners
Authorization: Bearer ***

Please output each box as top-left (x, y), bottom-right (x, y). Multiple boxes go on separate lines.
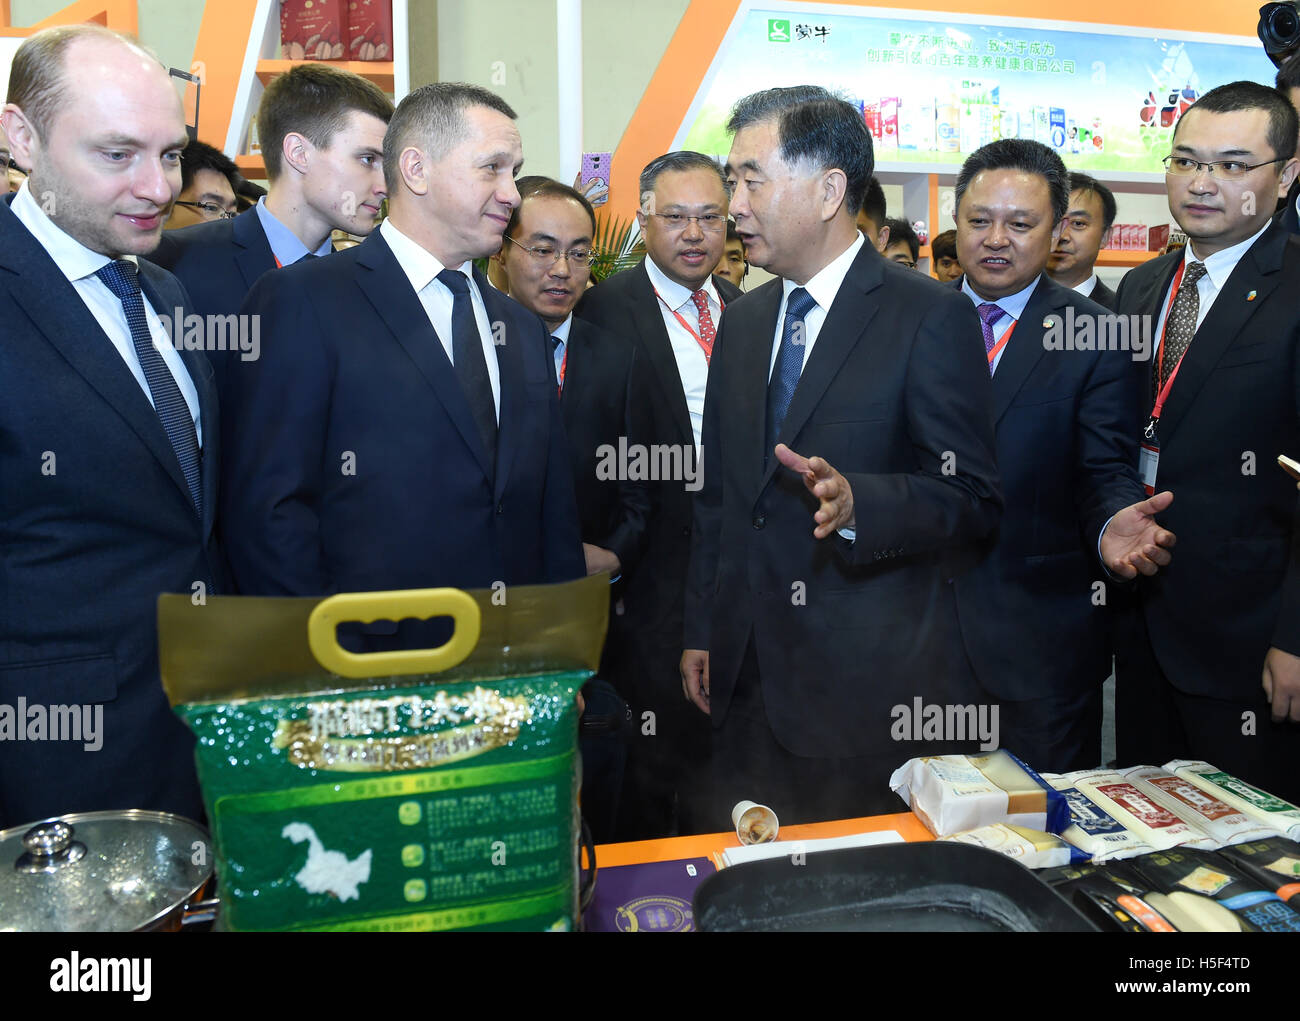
top-left (1142, 260), bottom-right (1191, 495)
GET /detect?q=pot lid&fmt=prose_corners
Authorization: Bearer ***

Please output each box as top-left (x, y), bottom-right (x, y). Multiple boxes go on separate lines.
top-left (0, 810), bottom-right (212, 932)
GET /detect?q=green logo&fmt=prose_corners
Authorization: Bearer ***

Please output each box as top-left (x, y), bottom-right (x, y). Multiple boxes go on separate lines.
top-left (398, 800), bottom-right (421, 825)
top-left (404, 879), bottom-right (427, 902)
top-left (401, 843), bottom-right (425, 867)
top-left (768, 19), bottom-right (790, 43)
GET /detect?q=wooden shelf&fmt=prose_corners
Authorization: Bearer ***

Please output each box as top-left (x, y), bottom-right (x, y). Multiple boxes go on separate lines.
top-left (234, 154), bottom-right (268, 180)
top-left (255, 59), bottom-right (395, 93)
top-left (1097, 250), bottom-right (1161, 267)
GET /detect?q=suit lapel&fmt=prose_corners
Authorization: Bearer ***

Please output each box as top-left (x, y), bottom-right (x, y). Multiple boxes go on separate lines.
top-left (631, 262), bottom-right (695, 448)
top-left (479, 268), bottom-right (522, 498)
top-left (232, 209), bottom-right (277, 290)
top-left (353, 231), bottom-right (494, 480)
top-left (0, 207), bottom-right (203, 518)
top-left (1158, 226), bottom-right (1287, 444)
top-left (990, 275), bottom-right (1057, 423)
top-left (758, 247), bottom-right (883, 495)
top-left (740, 282), bottom-right (784, 499)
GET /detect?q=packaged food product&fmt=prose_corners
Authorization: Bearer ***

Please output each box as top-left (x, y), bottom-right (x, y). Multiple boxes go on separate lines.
top-left (347, 0), bottom-right (393, 61)
top-left (1052, 868), bottom-right (1178, 932)
top-left (1124, 848), bottom-right (1300, 933)
top-left (1123, 766), bottom-right (1275, 847)
top-left (160, 578), bottom-right (608, 931)
top-left (940, 823), bottom-right (1087, 868)
top-left (1166, 760), bottom-right (1300, 840)
top-left (889, 750), bottom-right (1066, 836)
top-left (1067, 769), bottom-right (1215, 850)
top-left (1042, 772), bottom-right (1156, 861)
top-left (1217, 837), bottom-right (1300, 908)
top-left (280, 0), bottom-right (345, 61)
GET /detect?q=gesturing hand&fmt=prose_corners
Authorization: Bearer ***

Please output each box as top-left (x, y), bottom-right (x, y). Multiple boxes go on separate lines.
top-left (1101, 490), bottom-right (1176, 579)
top-left (774, 444), bottom-right (855, 539)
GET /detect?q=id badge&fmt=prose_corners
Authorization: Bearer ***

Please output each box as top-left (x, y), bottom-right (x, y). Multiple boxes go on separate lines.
top-left (1139, 440), bottom-right (1159, 496)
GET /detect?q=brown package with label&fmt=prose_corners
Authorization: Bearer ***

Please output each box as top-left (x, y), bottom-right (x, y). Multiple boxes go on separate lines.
top-left (347, 0), bottom-right (393, 61)
top-left (281, 0), bottom-right (345, 61)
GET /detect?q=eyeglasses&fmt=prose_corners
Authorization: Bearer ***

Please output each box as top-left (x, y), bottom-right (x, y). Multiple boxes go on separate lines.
top-left (5, 157), bottom-right (27, 178)
top-left (505, 236), bottom-right (598, 267)
top-left (1161, 155), bottom-right (1288, 179)
top-left (647, 212), bottom-right (727, 232)
top-left (174, 200), bottom-right (236, 220)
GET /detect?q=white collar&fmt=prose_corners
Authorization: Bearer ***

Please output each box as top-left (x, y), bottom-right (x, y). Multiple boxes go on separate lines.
top-left (380, 216), bottom-right (471, 294)
top-left (1185, 221), bottom-right (1270, 291)
top-left (783, 232), bottom-right (865, 309)
top-left (643, 254), bottom-right (720, 311)
top-left (11, 180), bottom-right (138, 282)
top-left (550, 313), bottom-right (573, 344)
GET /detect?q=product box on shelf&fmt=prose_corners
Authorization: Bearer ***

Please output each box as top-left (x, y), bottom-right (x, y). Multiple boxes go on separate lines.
top-left (348, 0), bottom-right (393, 61)
top-left (280, 0), bottom-right (345, 61)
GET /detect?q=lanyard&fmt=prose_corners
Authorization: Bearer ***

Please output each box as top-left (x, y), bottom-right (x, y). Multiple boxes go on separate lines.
top-left (655, 289), bottom-right (724, 363)
top-left (1147, 260), bottom-right (1190, 436)
top-left (987, 316), bottom-right (1017, 368)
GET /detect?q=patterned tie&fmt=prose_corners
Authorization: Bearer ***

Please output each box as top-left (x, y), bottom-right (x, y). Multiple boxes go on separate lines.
top-left (1158, 261), bottom-right (1207, 396)
top-left (766, 286), bottom-right (817, 460)
top-left (552, 335), bottom-right (564, 396)
top-left (976, 302), bottom-right (1004, 376)
top-left (437, 268), bottom-right (497, 467)
top-left (95, 260), bottom-right (202, 515)
top-left (691, 289), bottom-right (717, 360)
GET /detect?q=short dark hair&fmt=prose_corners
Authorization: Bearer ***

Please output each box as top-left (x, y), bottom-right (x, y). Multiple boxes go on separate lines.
top-left (1179, 79), bottom-right (1299, 161)
top-left (931, 228), bottom-right (958, 261)
top-left (259, 63), bottom-right (394, 181)
top-left (1276, 54), bottom-right (1300, 94)
top-left (638, 150), bottom-right (729, 205)
top-left (179, 140), bottom-right (238, 194)
top-left (1066, 172), bottom-right (1117, 232)
top-left (504, 176), bottom-right (597, 238)
top-left (382, 82), bottom-right (515, 192)
top-left (955, 138), bottom-right (1069, 222)
top-left (725, 217), bottom-right (742, 244)
top-left (861, 177), bottom-right (887, 227)
top-left (726, 86), bottom-right (874, 216)
top-left (883, 217), bottom-right (919, 262)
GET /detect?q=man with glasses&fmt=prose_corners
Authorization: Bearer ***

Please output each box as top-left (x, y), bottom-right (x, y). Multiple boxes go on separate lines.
top-left (577, 151), bottom-right (741, 839)
top-left (164, 140), bottom-right (239, 229)
top-left (1114, 80), bottom-right (1300, 802)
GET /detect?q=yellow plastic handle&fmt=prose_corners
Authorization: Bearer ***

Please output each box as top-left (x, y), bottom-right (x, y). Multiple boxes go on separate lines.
top-left (307, 588), bottom-right (482, 679)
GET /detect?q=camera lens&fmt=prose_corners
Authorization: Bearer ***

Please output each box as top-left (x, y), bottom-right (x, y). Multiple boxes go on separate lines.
top-left (1276, 8), bottom-right (1300, 37)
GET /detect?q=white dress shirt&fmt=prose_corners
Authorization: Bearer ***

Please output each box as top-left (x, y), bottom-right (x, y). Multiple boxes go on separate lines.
top-left (380, 217), bottom-right (501, 420)
top-left (550, 313), bottom-right (572, 386)
top-left (768, 233), bottom-right (866, 381)
top-left (10, 180), bottom-right (202, 445)
top-left (1073, 274), bottom-right (1099, 298)
top-left (1153, 222), bottom-right (1271, 342)
top-left (643, 255), bottom-right (724, 451)
top-left (959, 273), bottom-right (1040, 375)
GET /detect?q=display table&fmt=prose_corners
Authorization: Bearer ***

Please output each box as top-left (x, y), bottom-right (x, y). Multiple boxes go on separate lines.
top-left (595, 810), bottom-right (934, 869)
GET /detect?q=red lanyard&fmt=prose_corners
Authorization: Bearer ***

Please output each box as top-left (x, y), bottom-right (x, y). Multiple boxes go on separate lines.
top-left (987, 317), bottom-right (1017, 367)
top-left (654, 289), bottom-right (725, 363)
top-left (1150, 260), bottom-right (1190, 424)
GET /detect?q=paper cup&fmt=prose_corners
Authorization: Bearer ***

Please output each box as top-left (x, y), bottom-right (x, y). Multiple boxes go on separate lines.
top-left (732, 800), bottom-right (779, 845)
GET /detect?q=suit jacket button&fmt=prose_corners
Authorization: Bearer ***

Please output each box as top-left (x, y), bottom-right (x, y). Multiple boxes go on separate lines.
top-left (497, 502), bottom-right (504, 515)
top-left (752, 515), bottom-right (765, 529)
top-left (681, 525), bottom-right (691, 536)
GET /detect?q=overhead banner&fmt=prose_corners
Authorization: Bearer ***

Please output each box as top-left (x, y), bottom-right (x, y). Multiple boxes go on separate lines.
top-left (676, 3), bottom-right (1275, 178)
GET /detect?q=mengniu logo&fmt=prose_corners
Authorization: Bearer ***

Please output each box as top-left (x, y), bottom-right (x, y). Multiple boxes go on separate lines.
top-left (768, 19), bottom-right (790, 43)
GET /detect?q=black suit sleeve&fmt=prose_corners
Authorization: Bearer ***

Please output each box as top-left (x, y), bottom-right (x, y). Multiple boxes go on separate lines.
top-left (1272, 344), bottom-right (1300, 656)
top-left (221, 271), bottom-right (334, 595)
top-left (838, 294), bottom-right (1002, 565)
top-left (601, 344), bottom-right (653, 574)
top-left (683, 306), bottom-right (728, 651)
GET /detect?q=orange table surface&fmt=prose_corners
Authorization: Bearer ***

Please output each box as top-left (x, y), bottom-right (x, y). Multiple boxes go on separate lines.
top-left (594, 811), bottom-right (934, 869)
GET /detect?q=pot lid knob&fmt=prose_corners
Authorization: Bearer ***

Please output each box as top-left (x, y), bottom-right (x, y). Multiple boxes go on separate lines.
top-left (16, 820), bottom-right (86, 873)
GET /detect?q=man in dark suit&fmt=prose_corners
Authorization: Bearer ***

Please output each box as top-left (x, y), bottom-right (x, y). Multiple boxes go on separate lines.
top-left (494, 177), bottom-right (652, 841)
top-left (222, 83), bottom-right (584, 627)
top-left (1049, 172), bottom-right (1121, 310)
top-left (1114, 81), bottom-right (1300, 802)
top-left (950, 140), bottom-right (1175, 773)
top-left (1275, 56), bottom-right (1300, 234)
top-left (149, 64), bottom-right (393, 400)
top-left (681, 87), bottom-right (1003, 825)
top-left (577, 151), bottom-right (741, 838)
top-left (0, 26), bottom-right (225, 827)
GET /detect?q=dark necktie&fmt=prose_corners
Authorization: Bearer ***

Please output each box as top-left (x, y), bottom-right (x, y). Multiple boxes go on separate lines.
top-left (552, 335), bottom-right (564, 396)
top-left (977, 302), bottom-right (1004, 376)
top-left (437, 268), bottom-right (497, 465)
top-left (766, 286), bottom-right (817, 460)
top-left (1158, 261), bottom-right (1207, 397)
top-left (95, 260), bottom-right (202, 515)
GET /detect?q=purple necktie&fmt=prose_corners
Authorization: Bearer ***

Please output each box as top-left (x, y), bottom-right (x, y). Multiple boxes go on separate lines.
top-left (977, 302), bottom-right (1004, 376)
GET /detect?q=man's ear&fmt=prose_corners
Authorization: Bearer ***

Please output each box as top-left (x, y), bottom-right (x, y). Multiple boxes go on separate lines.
top-left (399, 145), bottom-right (428, 196)
top-left (2, 104), bottom-right (37, 166)
top-left (821, 168), bottom-right (848, 222)
top-left (1278, 157), bottom-right (1300, 201)
top-left (875, 224), bottom-right (891, 253)
top-left (281, 131), bottom-right (311, 177)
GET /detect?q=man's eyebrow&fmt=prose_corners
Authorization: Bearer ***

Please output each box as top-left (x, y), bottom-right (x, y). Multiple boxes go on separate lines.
top-left (965, 204), bottom-right (1042, 218)
top-left (1172, 142), bottom-right (1257, 158)
top-left (725, 159), bottom-right (763, 175)
top-left (1065, 206), bottom-right (1093, 219)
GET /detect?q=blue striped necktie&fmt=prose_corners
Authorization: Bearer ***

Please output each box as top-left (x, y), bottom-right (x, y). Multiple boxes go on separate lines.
top-left (95, 260), bottom-right (202, 515)
top-left (766, 286), bottom-right (817, 460)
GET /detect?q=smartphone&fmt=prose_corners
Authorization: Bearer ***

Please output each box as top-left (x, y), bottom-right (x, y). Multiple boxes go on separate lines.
top-left (1278, 454), bottom-right (1300, 481)
top-left (580, 152), bottom-right (611, 207)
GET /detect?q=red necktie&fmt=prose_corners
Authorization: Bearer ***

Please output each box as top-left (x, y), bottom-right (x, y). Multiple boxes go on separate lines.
top-left (691, 290), bottom-right (716, 360)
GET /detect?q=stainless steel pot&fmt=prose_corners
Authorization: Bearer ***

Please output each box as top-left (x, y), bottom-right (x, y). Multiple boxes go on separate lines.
top-left (0, 810), bottom-right (216, 932)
